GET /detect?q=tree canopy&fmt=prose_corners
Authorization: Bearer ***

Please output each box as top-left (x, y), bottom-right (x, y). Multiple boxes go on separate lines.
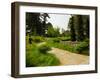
top-left (68, 15), bottom-right (89, 41)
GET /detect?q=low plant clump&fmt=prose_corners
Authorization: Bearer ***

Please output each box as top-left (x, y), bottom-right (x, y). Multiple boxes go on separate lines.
top-left (33, 36), bottom-right (45, 43)
top-left (38, 44), bottom-right (51, 53)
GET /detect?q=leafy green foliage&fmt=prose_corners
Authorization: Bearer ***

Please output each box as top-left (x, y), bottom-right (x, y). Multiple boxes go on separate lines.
top-left (75, 40), bottom-right (89, 55)
top-left (47, 27), bottom-right (60, 37)
top-left (46, 37), bottom-right (89, 55)
top-left (61, 30), bottom-right (70, 37)
top-left (26, 13), bottom-right (50, 36)
top-left (38, 44), bottom-right (51, 53)
top-left (75, 15), bottom-right (85, 41)
top-left (59, 37), bottom-right (71, 41)
top-left (46, 38), bottom-right (76, 53)
top-left (33, 36), bottom-right (45, 43)
top-left (47, 27), bottom-right (55, 37)
top-left (68, 16), bottom-right (76, 41)
top-left (68, 15), bottom-right (89, 41)
top-left (53, 38), bottom-right (60, 43)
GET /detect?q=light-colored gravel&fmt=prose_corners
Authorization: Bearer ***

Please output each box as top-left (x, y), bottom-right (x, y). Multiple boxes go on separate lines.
top-left (48, 47), bottom-right (89, 65)
top-left (37, 42), bottom-right (46, 46)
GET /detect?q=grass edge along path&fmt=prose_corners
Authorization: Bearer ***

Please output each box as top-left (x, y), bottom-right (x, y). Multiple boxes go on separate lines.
top-left (26, 42), bottom-right (60, 67)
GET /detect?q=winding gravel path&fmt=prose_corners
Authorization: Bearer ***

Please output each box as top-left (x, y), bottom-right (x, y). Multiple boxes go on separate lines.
top-left (48, 47), bottom-right (89, 65)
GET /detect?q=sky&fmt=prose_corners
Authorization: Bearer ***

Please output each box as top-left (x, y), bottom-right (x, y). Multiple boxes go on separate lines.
top-left (47, 13), bottom-right (71, 33)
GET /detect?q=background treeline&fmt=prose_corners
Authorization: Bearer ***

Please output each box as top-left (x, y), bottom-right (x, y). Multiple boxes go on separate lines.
top-left (68, 15), bottom-right (89, 41)
top-left (26, 12), bottom-right (89, 42)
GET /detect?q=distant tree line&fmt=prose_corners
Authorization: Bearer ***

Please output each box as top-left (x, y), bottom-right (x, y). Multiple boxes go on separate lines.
top-left (68, 15), bottom-right (89, 41)
top-left (26, 13), bottom-right (89, 41)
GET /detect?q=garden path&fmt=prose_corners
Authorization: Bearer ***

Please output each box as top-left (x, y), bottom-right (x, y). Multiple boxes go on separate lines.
top-left (48, 47), bottom-right (89, 65)
top-left (37, 42), bottom-right (46, 46)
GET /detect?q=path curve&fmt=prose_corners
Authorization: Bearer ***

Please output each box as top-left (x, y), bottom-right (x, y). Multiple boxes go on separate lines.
top-left (37, 42), bottom-right (46, 46)
top-left (48, 47), bottom-right (89, 65)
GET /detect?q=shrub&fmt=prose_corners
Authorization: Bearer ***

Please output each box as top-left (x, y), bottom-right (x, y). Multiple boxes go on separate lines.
top-left (75, 41), bottom-right (89, 54)
top-left (33, 36), bottom-right (45, 43)
top-left (53, 38), bottom-right (60, 43)
top-left (60, 37), bottom-right (71, 41)
top-left (38, 44), bottom-right (51, 53)
top-left (84, 38), bottom-right (89, 43)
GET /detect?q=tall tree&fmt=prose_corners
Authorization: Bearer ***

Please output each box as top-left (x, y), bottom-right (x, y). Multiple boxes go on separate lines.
top-left (82, 15), bottom-right (89, 38)
top-left (54, 27), bottom-right (60, 37)
top-left (40, 13), bottom-right (50, 35)
top-left (74, 15), bottom-right (85, 41)
top-left (26, 12), bottom-right (42, 35)
top-left (26, 13), bottom-right (50, 36)
top-left (68, 16), bottom-right (76, 41)
top-left (68, 15), bottom-right (89, 41)
top-left (47, 26), bottom-right (55, 37)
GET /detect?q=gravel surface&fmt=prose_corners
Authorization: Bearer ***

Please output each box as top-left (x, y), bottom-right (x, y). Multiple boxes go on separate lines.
top-left (48, 47), bottom-right (89, 65)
